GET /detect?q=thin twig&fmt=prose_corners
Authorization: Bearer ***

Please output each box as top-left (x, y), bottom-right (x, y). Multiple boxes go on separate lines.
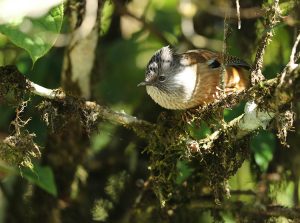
top-left (220, 11), bottom-right (229, 92)
top-left (13, 100), bottom-right (31, 135)
top-left (236, 0), bottom-right (241, 29)
top-left (26, 80), bottom-right (66, 100)
top-left (279, 32), bottom-right (300, 85)
top-left (290, 33), bottom-right (300, 64)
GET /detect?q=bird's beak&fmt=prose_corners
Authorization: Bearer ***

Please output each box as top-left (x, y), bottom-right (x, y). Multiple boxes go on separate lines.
top-left (137, 81), bottom-right (147, 87)
top-left (138, 73), bottom-right (155, 87)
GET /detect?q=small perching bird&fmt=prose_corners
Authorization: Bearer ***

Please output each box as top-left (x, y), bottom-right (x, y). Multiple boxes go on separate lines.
top-left (138, 46), bottom-right (250, 110)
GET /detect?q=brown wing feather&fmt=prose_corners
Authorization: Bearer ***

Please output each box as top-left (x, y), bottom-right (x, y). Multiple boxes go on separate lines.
top-left (182, 49), bottom-right (251, 69)
top-left (181, 49), bottom-right (219, 65)
top-left (181, 49), bottom-right (250, 105)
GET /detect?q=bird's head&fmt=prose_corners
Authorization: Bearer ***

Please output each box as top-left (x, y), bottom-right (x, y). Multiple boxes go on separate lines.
top-left (138, 46), bottom-right (181, 93)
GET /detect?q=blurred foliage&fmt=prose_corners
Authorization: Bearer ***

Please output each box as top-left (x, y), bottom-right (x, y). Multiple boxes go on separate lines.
top-left (175, 160), bottom-right (194, 185)
top-left (0, 3), bottom-right (63, 64)
top-left (0, 0), bottom-right (299, 222)
top-left (92, 198), bottom-right (113, 221)
top-left (188, 121), bottom-right (212, 140)
top-left (105, 171), bottom-right (128, 202)
top-left (21, 164), bottom-right (57, 196)
top-left (251, 130), bottom-right (276, 172)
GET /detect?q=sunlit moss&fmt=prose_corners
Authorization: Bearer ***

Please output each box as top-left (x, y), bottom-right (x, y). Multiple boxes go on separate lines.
top-left (92, 199), bottom-right (113, 222)
top-left (105, 171), bottom-right (128, 202)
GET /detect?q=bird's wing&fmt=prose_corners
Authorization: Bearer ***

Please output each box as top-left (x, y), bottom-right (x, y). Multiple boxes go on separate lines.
top-left (182, 49), bottom-right (251, 70)
top-left (179, 49), bottom-right (250, 105)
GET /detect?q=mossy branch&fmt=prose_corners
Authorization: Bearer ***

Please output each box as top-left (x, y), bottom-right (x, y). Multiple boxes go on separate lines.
top-left (250, 0), bottom-right (281, 85)
top-left (0, 65), bottom-right (155, 138)
top-left (0, 59), bottom-right (299, 147)
top-left (189, 201), bottom-right (300, 219)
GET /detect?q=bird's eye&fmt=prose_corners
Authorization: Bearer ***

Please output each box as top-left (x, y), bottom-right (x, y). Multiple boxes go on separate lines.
top-left (158, 75), bottom-right (166, 82)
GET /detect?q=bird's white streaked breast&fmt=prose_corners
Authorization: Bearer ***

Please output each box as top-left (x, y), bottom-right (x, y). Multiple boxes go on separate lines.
top-left (172, 64), bottom-right (197, 101)
top-left (146, 86), bottom-right (176, 109)
top-left (146, 85), bottom-right (188, 109)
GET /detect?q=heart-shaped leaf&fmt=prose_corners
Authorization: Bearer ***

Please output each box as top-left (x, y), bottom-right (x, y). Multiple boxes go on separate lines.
top-left (21, 165), bottom-right (57, 196)
top-left (0, 2), bottom-right (63, 64)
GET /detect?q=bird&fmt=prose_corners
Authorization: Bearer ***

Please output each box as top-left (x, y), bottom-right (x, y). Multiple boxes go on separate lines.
top-left (138, 46), bottom-right (250, 110)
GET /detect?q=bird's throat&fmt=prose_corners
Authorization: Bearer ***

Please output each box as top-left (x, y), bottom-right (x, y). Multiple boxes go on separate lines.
top-left (146, 65), bottom-right (198, 109)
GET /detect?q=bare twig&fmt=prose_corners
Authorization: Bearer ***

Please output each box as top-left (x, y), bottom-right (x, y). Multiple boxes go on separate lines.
top-left (12, 99), bottom-right (31, 135)
top-left (290, 33), bottom-right (300, 64)
top-left (279, 32), bottom-right (300, 84)
top-left (26, 80), bottom-right (66, 100)
top-left (235, 0), bottom-right (241, 29)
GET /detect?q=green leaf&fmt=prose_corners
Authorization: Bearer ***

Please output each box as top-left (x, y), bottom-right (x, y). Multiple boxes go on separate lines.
top-left (279, 2), bottom-right (294, 15)
top-left (251, 131), bottom-right (276, 172)
top-left (175, 160), bottom-right (193, 185)
top-left (100, 1), bottom-right (114, 37)
top-left (188, 121), bottom-right (212, 140)
top-left (0, 3), bottom-right (63, 64)
top-left (21, 164), bottom-right (57, 196)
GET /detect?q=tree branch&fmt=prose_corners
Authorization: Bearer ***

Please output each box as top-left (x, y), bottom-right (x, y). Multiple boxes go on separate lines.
top-left (250, 0), bottom-right (281, 85)
top-left (1, 58), bottom-right (299, 145)
top-left (26, 80), bottom-right (66, 100)
top-left (84, 101), bottom-right (154, 133)
top-left (189, 201), bottom-right (300, 220)
top-left (189, 59), bottom-right (299, 154)
top-left (1, 28), bottom-right (300, 148)
top-left (0, 66), bottom-right (154, 137)
top-left (26, 78), bottom-right (153, 130)
top-left (279, 32), bottom-right (300, 85)
top-left (235, 0), bottom-right (241, 29)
